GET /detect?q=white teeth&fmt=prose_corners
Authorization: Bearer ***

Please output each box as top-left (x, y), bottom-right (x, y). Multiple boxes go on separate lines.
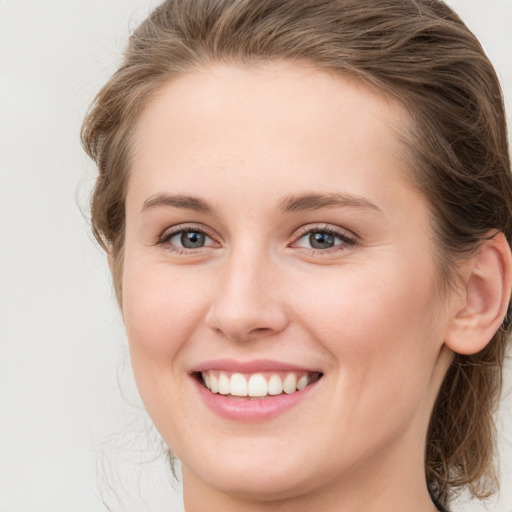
top-left (297, 374), bottom-right (308, 391)
top-left (210, 374), bottom-right (219, 393)
top-left (230, 373), bottom-right (248, 397)
top-left (268, 374), bottom-right (283, 395)
top-left (283, 373), bottom-right (297, 394)
top-left (248, 374), bottom-right (267, 397)
top-left (218, 373), bottom-right (230, 395)
top-left (201, 370), bottom-right (316, 397)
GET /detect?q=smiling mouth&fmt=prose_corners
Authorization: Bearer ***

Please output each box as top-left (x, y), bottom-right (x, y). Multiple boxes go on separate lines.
top-left (197, 370), bottom-right (323, 398)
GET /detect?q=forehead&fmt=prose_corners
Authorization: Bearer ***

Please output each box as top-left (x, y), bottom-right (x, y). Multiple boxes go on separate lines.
top-left (128, 62), bottom-right (413, 208)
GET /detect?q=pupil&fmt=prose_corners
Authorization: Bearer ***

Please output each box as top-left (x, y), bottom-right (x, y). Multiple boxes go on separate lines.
top-left (181, 231), bottom-right (205, 248)
top-left (310, 232), bottom-right (334, 249)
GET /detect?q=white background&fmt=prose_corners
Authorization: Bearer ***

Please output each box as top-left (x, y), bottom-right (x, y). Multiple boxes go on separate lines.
top-left (0, 1), bottom-right (511, 511)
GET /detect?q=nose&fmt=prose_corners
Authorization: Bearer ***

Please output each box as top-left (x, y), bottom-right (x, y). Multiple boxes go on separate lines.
top-left (205, 250), bottom-right (289, 342)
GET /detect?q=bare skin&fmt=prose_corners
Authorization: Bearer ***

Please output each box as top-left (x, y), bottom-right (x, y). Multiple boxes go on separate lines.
top-left (120, 62), bottom-right (510, 511)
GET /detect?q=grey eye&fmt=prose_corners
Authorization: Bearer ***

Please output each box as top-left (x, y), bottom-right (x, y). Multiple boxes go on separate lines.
top-left (178, 231), bottom-right (206, 248)
top-left (309, 232), bottom-right (335, 249)
top-left (293, 227), bottom-right (355, 251)
top-left (164, 229), bottom-right (212, 249)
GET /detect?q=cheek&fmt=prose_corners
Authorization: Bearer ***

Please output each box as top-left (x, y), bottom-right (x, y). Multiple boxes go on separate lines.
top-left (296, 261), bottom-right (444, 411)
top-left (121, 258), bottom-right (208, 362)
top-left (300, 262), bottom-right (439, 343)
top-left (120, 259), bottom-right (210, 432)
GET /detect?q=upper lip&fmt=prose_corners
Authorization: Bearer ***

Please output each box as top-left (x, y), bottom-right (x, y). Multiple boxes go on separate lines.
top-left (190, 358), bottom-right (321, 374)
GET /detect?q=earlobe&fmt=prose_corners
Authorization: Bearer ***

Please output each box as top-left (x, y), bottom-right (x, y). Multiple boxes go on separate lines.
top-left (445, 232), bottom-right (512, 355)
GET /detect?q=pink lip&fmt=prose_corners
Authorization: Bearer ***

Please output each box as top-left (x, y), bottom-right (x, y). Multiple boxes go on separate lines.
top-left (191, 358), bottom-right (317, 373)
top-left (193, 379), bottom-right (319, 421)
top-left (190, 359), bottom-right (322, 422)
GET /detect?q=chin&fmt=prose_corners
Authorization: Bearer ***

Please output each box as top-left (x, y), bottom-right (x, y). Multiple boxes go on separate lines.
top-left (193, 462), bottom-right (318, 502)
top-left (178, 433), bottom-right (347, 505)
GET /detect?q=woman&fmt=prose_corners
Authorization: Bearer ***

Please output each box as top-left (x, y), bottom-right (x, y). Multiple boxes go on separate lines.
top-left (81, 1), bottom-right (512, 510)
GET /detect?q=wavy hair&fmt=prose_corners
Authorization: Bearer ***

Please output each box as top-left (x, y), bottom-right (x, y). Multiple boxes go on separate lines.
top-left (81, 1), bottom-right (512, 508)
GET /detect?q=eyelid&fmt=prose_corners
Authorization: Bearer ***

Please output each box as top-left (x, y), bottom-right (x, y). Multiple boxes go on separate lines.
top-left (290, 224), bottom-right (357, 250)
top-left (155, 222), bottom-right (356, 254)
top-left (157, 223), bottom-right (221, 248)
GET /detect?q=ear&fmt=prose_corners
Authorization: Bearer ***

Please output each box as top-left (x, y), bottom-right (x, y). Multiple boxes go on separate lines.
top-left (445, 232), bottom-right (512, 355)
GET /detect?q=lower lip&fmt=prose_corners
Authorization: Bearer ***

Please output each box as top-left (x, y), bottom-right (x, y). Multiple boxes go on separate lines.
top-left (193, 377), bottom-right (319, 421)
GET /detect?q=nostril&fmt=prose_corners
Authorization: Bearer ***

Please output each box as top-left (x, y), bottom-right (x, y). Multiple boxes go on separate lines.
top-left (250, 327), bottom-right (273, 336)
top-left (205, 295), bottom-right (290, 341)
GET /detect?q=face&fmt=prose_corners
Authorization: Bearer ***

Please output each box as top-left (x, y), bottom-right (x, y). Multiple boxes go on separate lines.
top-left (122, 63), bottom-right (453, 505)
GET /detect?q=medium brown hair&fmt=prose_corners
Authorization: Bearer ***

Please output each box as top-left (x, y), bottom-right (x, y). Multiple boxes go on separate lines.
top-left (81, 0), bottom-right (512, 507)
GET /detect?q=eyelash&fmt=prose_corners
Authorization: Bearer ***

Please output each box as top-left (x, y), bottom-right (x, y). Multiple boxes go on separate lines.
top-left (156, 224), bottom-right (356, 254)
top-left (157, 224), bottom-right (218, 253)
top-left (291, 225), bottom-right (356, 254)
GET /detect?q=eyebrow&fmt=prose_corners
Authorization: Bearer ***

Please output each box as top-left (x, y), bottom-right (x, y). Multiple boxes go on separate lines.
top-left (141, 194), bottom-right (215, 214)
top-left (141, 192), bottom-right (381, 215)
top-left (278, 193), bottom-right (381, 213)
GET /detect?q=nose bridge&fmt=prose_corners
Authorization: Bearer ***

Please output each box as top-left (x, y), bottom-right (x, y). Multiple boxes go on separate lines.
top-left (205, 242), bottom-right (288, 341)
